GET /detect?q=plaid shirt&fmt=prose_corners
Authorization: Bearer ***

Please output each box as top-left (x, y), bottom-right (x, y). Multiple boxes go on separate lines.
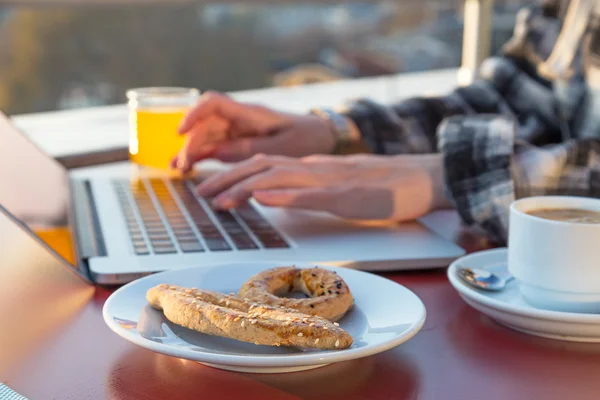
top-left (340, 0), bottom-right (600, 244)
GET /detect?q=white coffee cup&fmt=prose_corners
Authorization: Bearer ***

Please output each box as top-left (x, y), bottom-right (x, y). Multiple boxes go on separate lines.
top-left (508, 196), bottom-right (600, 313)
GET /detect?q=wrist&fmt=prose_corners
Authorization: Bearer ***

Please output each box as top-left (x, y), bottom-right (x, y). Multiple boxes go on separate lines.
top-left (427, 154), bottom-right (453, 211)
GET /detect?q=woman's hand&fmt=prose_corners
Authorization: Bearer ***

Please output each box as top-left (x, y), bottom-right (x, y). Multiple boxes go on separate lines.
top-left (173, 91), bottom-right (337, 173)
top-left (196, 153), bottom-right (452, 222)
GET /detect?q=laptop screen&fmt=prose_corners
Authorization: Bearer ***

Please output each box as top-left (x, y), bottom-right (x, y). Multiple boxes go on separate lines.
top-left (0, 112), bottom-right (69, 228)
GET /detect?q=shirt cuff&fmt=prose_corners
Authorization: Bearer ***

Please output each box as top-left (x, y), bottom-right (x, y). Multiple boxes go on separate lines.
top-left (437, 115), bottom-right (517, 244)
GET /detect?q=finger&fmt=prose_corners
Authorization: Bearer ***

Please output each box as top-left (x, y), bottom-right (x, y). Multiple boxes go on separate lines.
top-left (212, 167), bottom-right (322, 209)
top-left (196, 154), bottom-right (299, 197)
top-left (173, 144), bottom-right (218, 173)
top-left (178, 92), bottom-right (240, 134)
top-left (301, 154), bottom-right (350, 164)
top-left (175, 116), bottom-right (230, 172)
top-left (253, 188), bottom-right (341, 214)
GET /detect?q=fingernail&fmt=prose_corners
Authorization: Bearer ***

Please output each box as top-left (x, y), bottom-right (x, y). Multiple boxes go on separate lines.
top-left (176, 157), bottom-right (189, 171)
top-left (212, 195), bottom-right (229, 209)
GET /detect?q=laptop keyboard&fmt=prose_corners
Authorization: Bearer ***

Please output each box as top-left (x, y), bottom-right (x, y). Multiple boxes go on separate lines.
top-left (113, 178), bottom-right (289, 256)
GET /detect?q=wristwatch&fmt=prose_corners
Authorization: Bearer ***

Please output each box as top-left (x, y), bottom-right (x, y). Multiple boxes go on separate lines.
top-left (310, 108), bottom-right (355, 154)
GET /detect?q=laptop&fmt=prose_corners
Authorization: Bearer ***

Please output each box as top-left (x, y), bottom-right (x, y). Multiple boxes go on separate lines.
top-left (0, 111), bottom-right (465, 284)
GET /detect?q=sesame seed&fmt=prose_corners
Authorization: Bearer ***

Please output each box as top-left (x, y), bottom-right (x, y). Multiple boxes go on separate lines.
top-left (323, 326), bottom-right (328, 330)
top-left (335, 340), bottom-right (340, 347)
top-left (303, 318), bottom-right (309, 323)
top-left (314, 338), bottom-right (320, 344)
top-left (333, 322), bottom-right (340, 326)
top-left (234, 317), bottom-right (241, 322)
top-left (285, 321), bottom-right (292, 326)
top-left (276, 343), bottom-right (281, 347)
top-left (251, 320), bottom-right (257, 325)
top-left (225, 301), bottom-right (230, 306)
top-left (309, 323), bottom-right (315, 327)
top-left (241, 321), bottom-right (246, 328)
top-left (298, 332), bottom-right (303, 337)
top-left (219, 299), bottom-right (225, 304)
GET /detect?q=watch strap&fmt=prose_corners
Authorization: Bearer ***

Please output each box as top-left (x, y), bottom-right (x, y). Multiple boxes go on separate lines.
top-left (310, 108), bottom-right (354, 154)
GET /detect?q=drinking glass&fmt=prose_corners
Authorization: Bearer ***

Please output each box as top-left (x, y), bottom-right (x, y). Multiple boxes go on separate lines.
top-left (127, 87), bottom-right (200, 169)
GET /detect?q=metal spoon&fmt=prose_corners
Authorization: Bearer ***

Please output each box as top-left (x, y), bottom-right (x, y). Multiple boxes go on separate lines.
top-left (457, 266), bottom-right (514, 291)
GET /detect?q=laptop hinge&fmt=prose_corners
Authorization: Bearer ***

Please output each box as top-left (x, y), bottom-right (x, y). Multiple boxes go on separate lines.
top-left (71, 179), bottom-right (107, 259)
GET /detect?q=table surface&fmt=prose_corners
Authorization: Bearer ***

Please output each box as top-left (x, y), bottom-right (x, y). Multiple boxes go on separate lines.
top-left (3, 221), bottom-right (600, 400)
top-left (4, 71), bottom-right (600, 399)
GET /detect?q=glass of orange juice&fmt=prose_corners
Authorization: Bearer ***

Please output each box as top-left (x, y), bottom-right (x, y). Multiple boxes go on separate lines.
top-left (127, 87), bottom-right (200, 169)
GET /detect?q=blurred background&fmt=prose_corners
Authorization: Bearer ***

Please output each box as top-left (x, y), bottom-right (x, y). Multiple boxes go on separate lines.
top-left (0, 0), bottom-right (534, 115)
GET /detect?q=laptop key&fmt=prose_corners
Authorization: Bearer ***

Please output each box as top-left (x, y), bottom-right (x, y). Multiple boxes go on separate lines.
top-left (176, 235), bottom-right (198, 242)
top-left (153, 246), bottom-right (177, 254)
top-left (262, 239), bottom-right (289, 248)
top-left (151, 240), bottom-right (173, 246)
top-left (132, 238), bottom-right (147, 247)
top-left (149, 234), bottom-right (171, 241)
top-left (180, 242), bottom-right (204, 253)
top-left (236, 242), bottom-right (259, 250)
top-left (205, 239), bottom-right (231, 251)
top-left (231, 237), bottom-right (258, 250)
top-left (134, 246), bottom-right (150, 255)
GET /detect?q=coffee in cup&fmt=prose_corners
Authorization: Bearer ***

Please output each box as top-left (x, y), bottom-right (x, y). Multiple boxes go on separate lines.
top-left (508, 196), bottom-right (600, 313)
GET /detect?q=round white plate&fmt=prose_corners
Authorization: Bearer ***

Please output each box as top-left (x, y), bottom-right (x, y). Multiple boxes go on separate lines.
top-left (448, 248), bottom-right (600, 342)
top-left (103, 262), bottom-right (426, 373)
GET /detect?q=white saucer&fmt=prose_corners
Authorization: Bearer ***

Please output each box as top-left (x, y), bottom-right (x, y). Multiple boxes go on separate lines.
top-left (103, 262), bottom-right (426, 373)
top-left (448, 248), bottom-right (600, 342)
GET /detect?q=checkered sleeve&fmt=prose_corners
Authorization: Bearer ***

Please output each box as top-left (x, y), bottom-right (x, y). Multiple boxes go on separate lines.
top-left (437, 115), bottom-right (518, 244)
top-left (338, 79), bottom-right (513, 155)
top-left (438, 115), bottom-right (600, 244)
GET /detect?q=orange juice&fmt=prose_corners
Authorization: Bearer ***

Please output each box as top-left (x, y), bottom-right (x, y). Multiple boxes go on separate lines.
top-left (129, 107), bottom-right (188, 169)
top-left (127, 87), bottom-right (199, 170)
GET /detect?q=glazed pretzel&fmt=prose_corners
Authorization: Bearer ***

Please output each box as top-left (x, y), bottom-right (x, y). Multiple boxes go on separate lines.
top-left (238, 267), bottom-right (354, 321)
top-left (147, 284), bottom-right (353, 350)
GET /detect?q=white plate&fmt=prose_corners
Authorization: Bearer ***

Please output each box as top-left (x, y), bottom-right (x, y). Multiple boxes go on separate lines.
top-left (103, 262), bottom-right (426, 373)
top-left (448, 248), bottom-right (600, 342)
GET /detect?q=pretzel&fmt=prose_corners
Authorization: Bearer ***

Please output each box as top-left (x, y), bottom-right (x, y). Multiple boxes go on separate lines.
top-left (146, 284), bottom-right (353, 350)
top-left (238, 267), bottom-right (354, 321)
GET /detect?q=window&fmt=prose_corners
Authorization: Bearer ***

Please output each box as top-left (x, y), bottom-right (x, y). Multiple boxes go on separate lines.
top-left (0, 1), bottom-right (532, 115)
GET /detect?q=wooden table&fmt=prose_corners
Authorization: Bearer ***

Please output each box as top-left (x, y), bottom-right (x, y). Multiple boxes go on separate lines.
top-left (3, 222), bottom-right (600, 400)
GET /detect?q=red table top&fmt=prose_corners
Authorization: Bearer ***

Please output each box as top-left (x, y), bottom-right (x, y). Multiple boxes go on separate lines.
top-left (3, 225), bottom-right (600, 400)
